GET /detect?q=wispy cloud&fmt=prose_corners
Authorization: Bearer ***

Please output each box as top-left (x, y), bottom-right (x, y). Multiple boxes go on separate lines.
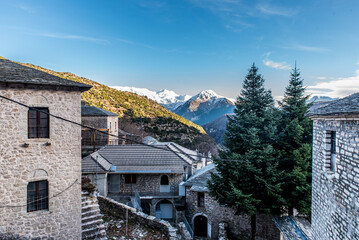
top-left (15, 4), bottom-right (35, 13)
top-left (262, 52), bottom-right (291, 70)
top-left (36, 33), bottom-right (108, 44)
top-left (284, 44), bottom-right (329, 52)
top-left (306, 69), bottom-right (359, 98)
top-left (256, 4), bottom-right (296, 17)
top-left (316, 76), bottom-right (327, 80)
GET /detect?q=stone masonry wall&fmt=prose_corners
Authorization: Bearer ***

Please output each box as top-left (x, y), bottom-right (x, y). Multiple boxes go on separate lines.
top-left (185, 189), bottom-right (280, 240)
top-left (110, 173), bottom-right (183, 195)
top-left (0, 85), bottom-right (82, 239)
top-left (311, 118), bottom-right (359, 240)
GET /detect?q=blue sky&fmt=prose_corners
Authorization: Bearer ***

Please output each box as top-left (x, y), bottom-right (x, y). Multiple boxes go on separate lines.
top-left (1, 0), bottom-right (359, 99)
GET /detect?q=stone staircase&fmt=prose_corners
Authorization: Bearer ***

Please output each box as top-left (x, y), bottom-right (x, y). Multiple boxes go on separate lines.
top-left (82, 192), bottom-right (107, 240)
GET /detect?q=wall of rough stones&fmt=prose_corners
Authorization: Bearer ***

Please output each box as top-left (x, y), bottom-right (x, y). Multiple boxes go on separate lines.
top-left (109, 173), bottom-right (183, 195)
top-left (98, 196), bottom-right (179, 239)
top-left (185, 189), bottom-right (280, 240)
top-left (0, 84), bottom-right (82, 239)
top-left (311, 118), bottom-right (359, 240)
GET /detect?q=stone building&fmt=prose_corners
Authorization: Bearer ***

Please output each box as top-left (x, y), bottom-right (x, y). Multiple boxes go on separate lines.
top-left (308, 92), bottom-right (359, 240)
top-left (81, 104), bottom-right (119, 156)
top-left (181, 164), bottom-right (280, 240)
top-left (82, 141), bottom-right (204, 223)
top-left (0, 58), bottom-right (91, 238)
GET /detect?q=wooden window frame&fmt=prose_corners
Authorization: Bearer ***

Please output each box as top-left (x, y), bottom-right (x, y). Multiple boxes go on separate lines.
top-left (124, 174), bottom-right (136, 184)
top-left (27, 180), bottom-right (49, 212)
top-left (197, 192), bottom-right (205, 207)
top-left (28, 108), bottom-right (50, 138)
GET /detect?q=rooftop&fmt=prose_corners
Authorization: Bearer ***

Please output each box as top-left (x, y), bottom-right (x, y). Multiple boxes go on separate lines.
top-left (82, 144), bottom-right (193, 174)
top-left (82, 105), bottom-right (118, 116)
top-left (181, 164), bottom-right (216, 192)
top-left (308, 92), bottom-right (359, 117)
top-left (0, 58), bottom-right (91, 91)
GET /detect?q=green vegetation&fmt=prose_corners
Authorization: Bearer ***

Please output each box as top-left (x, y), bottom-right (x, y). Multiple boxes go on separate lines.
top-left (276, 65), bottom-right (312, 216)
top-left (208, 64), bottom-right (284, 240)
top-left (19, 63), bottom-right (205, 134)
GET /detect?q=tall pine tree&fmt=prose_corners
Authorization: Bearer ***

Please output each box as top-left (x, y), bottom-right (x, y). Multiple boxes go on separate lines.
top-left (208, 64), bottom-right (284, 240)
top-left (276, 65), bottom-right (312, 216)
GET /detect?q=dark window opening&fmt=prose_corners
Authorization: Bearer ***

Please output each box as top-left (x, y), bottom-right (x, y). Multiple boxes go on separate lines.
top-left (161, 175), bottom-right (169, 185)
top-left (28, 108), bottom-right (49, 138)
top-left (198, 192), bottom-right (205, 207)
top-left (330, 131), bottom-right (336, 172)
top-left (27, 180), bottom-right (49, 212)
top-left (125, 174), bottom-right (136, 184)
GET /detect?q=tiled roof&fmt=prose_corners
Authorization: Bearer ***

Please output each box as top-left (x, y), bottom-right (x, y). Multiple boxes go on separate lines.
top-left (82, 105), bottom-right (118, 116)
top-left (181, 164), bottom-right (216, 190)
top-left (308, 92), bottom-right (359, 117)
top-left (82, 144), bottom-right (191, 174)
top-left (0, 59), bottom-right (92, 91)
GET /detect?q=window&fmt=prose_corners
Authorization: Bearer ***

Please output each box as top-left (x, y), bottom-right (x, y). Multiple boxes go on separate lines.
top-left (160, 175), bottom-right (169, 185)
top-left (330, 131), bottom-right (336, 172)
top-left (27, 180), bottom-right (49, 212)
top-left (110, 122), bottom-right (112, 132)
top-left (198, 192), bottom-right (205, 207)
top-left (28, 108), bottom-right (49, 138)
top-left (324, 131), bottom-right (336, 172)
top-left (125, 174), bottom-right (136, 184)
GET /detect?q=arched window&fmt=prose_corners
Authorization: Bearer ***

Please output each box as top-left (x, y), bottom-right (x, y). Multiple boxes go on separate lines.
top-left (160, 175), bottom-right (169, 185)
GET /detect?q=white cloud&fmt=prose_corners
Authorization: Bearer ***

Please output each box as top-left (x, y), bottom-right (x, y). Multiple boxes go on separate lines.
top-left (262, 52), bottom-right (291, 70)
top-left (285, 44), bottom-right (328, 52)
top-left (37, 33), bottom-right (108, 44)
top-left (316, 76), bottom-right (327, 80)
top-left (306, 70), bottom-right (359, 98)
top-left (256, 4), bottom-right (296, 17)
top-left (263, 60), bottom-right (291, 70)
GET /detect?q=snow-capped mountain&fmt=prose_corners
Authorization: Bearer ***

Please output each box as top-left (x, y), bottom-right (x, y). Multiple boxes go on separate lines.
top-left (174, 90), bottom-right (235, 125)
top-left (307, 95), bottom-right (338, 103)
top-left (111, 86), bottom-right (191, 111)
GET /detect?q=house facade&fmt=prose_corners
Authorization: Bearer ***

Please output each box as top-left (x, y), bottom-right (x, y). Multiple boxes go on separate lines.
top-left (0, 59), bottom-right (91, 238)
top-left (181, 164), bottom-right (280, 240)
top-left (81, 104), bottom-right (119, 156)
top-left (82, 140), bottom-right (204, 223)
top-left (309, 92), bottom-right (359, 240)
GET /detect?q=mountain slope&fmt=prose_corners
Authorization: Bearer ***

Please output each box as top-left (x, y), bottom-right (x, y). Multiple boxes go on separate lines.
top-left (112, 86), bottom-right (191, 111)
top-left (174, 90), bottom-right (235, 125)
top-left (17, 62), bottom-right (205, 134)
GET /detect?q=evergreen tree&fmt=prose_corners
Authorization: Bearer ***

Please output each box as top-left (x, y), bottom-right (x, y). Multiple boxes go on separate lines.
top-left (208, 64), bottom-right (284, 240)
top-left (277, 65), bottom-right (312, 216)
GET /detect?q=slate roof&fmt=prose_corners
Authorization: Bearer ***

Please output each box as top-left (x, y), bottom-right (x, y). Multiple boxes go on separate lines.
top-left (273, 216), bottom-right (312, 240)
top-left (0, 58), bottom-right (91, 91)
top-left (181, 164), bottom-right (216, 192)
top-left (308, 92), bottom-right (359, 117)
top-left (82, 144), bottom-right (192, 174)
top-left (82, 105), bottom-right (118, 116)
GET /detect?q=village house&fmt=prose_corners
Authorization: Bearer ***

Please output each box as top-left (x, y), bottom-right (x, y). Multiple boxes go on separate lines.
top-left (82, 137), bottom-right (205, 223)
top-left (81, 104), bottom-right (119, 156)
top-left (0, 58), bottom-right (91, 238)
top-left (181, 164), bottom-right (280, 240)
top-left (308, 92), bottom-right (359, 239)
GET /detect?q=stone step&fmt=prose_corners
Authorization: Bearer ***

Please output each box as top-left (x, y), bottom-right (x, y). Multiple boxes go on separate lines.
top-left (82, 200), bottom-right (98, 207)
top-left (82, 225), bottom-right (106, 239)
top-left (82, 209), bottom-right (101, 218)
top-left (82, 219), bottom-right (105, 231)
top-left (82, 214), bottom-right (103, 224)
top-left (82, 204), bottom-right (100, 213)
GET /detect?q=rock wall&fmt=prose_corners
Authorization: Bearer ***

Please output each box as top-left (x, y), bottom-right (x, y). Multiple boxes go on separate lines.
top-left (98, 196), bottom-right (179, 240)
top-left (311, 118), bottom-right (359, 240)
top-left (185, 189), bottom-right (280, 240)
top-left (0, 84), bottom-right (82, 239)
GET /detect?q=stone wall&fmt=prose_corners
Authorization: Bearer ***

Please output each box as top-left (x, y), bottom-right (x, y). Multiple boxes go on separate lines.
top-left (109, 173), bottom-right (183, 195)
top-left (311, 118), bottom-right (359, 240)
top-left (0, 84), bottom-right (82, 239)
top-left (98, 196), bottom-right (179, 240)
top-left (185, 189), bottom-right (280, 240)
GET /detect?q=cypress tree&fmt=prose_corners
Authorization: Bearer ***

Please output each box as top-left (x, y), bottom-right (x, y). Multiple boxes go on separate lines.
top-left (208, 64), bottom-right (284, 240)
top-left (277, 65), bottom-right (312, 216)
